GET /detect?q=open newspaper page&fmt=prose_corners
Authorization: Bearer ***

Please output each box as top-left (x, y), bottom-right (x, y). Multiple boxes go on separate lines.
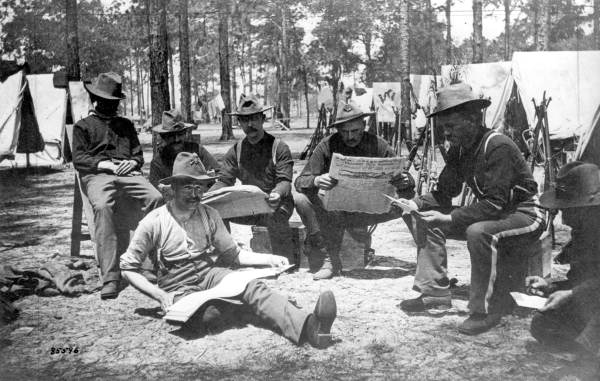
top-left (322, 153), bottom-right (406, 213)
top-left (202, 184), bottom-right (273, 219)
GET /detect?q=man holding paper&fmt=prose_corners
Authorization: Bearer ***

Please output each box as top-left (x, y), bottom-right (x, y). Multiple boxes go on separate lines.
top-left (120, 152), bottom-right (338, 348)
top-left (294, 102), bottom-right (415, 280)
top-left (396, 83), bottom-right (545, 335)
top-left (526, 162), bottom-right (600, 362)
top-left (209, 95), bottom-right (295, 264)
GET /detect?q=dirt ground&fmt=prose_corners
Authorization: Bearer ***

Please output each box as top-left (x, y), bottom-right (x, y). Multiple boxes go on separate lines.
top-left (0, 120), bottom-right (595, 380)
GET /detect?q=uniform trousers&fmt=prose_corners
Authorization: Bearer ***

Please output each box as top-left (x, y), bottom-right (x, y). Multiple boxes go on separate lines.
top-left (403, 203), bottom-right (545, 314)
top-left (168, 266), bottom-right (308, 344)
top-left (81, 173), bottom-right (162, 284)
top-left (294, 191), bottom-right (401, 255)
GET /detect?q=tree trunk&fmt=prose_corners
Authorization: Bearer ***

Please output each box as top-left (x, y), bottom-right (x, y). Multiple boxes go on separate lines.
top-left (426, 0), bottom-right (434, 72)
top-left (533, 0), bottom-right (540, 48)
top-left (65, 0), bottom-right (80, 81)
top-left (168, 43), bottom-right (176, 109)
top-left (303, 68), bottom-right (309, 129)
top-left (179, 0), bottom-right (192, 122)
top-left (399, 0), bottom-right (411, 146)
top-left (147, 0), bottom-right (171, 152)
top-left (263, 65), bottom-right (268, 105)
top-left (472, 0), bottom-right (484, 63)
top-left (536, 0), bottom-right (550, 50)
top-left (232, 65), bottom-right (238, 109)
top-left (445, 0), bottom-right (452, 64)
top-left (504, 0), bottom-right (511, 60)
top-left (128, 57), bottom-right (134, 115)
top-left (218, 4), bottom-right (234, 140)
top-left (135, 52), bottom-right (142, 118)
top-left (595, 0), bottom-right (600, 49)
top-left (279, 8), bottom-right (290, 128)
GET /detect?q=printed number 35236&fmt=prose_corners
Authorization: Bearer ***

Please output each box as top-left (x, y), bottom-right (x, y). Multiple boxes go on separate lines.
top-left (50, 347), bottom-right (79, 354)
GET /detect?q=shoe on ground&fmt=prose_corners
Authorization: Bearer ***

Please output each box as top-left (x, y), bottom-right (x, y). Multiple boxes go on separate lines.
top-left (313, 261), bottom-right (341, 280)
top-left (398, 294), bottom-right (452, 313)
top-left (305, 290), bottom-right (337, 349)
top-left (458, 313), bottom-right (502, 335)
top-left (100, 280), bottom-right (119, 300)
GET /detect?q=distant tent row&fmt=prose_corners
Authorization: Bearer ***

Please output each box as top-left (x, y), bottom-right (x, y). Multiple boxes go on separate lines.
top-left (441, 51), bottom-right (600, 144)
top-left (0, 70), bottom-right (70, 169)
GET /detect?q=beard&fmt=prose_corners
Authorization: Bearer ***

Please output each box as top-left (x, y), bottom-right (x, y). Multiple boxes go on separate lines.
top-left (161, 142), bottom-right (186, 165)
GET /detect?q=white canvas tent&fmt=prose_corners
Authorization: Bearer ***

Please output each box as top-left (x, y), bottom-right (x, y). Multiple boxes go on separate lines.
top-left (575, 103), bottom-right (600, 166)
top-left (441, 61), bottom-right (513, 131)
top-left (510, 51), bottom-right (600, 141)
top-left (0, 70), bottom-right (49, 168)
top-left (442, 52), bottom-right (600, 142)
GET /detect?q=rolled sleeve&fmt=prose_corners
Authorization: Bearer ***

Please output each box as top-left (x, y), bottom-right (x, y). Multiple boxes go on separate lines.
top-left (120, 217), bottom-right (155, 271)
top-left (206, 207), bottom-right (240, 266)
top-left (294, 141), bottom-right (329, 193)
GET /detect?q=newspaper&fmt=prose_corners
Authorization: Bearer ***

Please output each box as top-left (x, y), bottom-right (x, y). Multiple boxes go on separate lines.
top-left (202, 185), bottom-right (273, 219)
top-left (322, 153), bottom-right (406, 214)
top-left (164, 265), bottom-right (294, 324)
top-left (510, 292), bottom-right (548, 310)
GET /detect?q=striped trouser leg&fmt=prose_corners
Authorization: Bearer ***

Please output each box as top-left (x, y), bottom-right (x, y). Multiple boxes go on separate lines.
top-left (466, 205), bottom-right (545, 314)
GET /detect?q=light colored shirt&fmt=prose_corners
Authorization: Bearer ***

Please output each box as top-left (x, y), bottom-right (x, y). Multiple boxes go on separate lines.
top-left (120, 203), bottom-right (239, 272)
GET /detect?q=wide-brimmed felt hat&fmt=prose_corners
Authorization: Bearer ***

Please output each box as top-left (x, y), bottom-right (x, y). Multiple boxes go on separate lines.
top-left (427, 83), bottom-right (491, 117)
top-left (229, 94), bottom-right (273, 116)
top-left (329, 102), bottom-right (374, 128)
top-left (539, 161), bottom-right (600, 209)
top-left (84, 72), bottom-right (126, 100)
top-left (152, 109), bottom-right (194, 134)
top-left (160, 152), bottom-right (218, 184)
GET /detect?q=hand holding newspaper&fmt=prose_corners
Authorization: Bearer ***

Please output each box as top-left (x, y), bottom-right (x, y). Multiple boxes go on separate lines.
top-left (382, 194), bottom-right (422, 216)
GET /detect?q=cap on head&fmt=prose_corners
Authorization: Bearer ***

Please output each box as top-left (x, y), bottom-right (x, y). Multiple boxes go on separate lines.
top-left (159, 152), bottom-right (218, 185)
top-left (84, 72), bottom-right (126, 100)
top-left (329, 102), bottom-right (374, 128)
top-left (152, 109), bottom-right (194, 134)
top-left (229, 94), bottom-right (273, 116)
top-left (428, 83), bottom-right (490, 117)
top-left (539, 161), bottom-right (600, 209)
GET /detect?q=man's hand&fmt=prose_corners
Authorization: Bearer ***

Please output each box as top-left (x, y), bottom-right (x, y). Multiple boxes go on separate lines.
top-left (97, 160), bottom-right (119, 174)
top-left (156, 289), bottom-right (174, 313)
top-left (539, 290), bottom-right (573, 312)
top-left (526, 276), bottom-right (550, 296)
top-left (114, 159), bottom-right (138, 176)
top-left (390, 198), bottom-right (419, 215)
top-left (314, 174), bottom-right (338, 190)
top-left (266, 192), bottom-right (281, 208)
top-left (389, 170), bottom-right (415, 191)
top-left (419, 210), bottom-right (452, 225)
top-left (267, 255), bottom-right (289, 268)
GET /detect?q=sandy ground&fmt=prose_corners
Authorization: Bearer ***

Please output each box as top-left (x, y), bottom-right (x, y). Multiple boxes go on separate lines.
top-left (0, 120), bottom-right (596, 380)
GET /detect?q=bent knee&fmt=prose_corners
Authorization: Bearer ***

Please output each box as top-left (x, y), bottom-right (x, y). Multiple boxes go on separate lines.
top-left (466, 222), bottom-right (488, 242)
top-left (530, 312), bottom-right (552, 343)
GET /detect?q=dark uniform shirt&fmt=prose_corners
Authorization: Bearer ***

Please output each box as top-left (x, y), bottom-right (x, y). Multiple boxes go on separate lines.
top-left (416, 128), bottom-right (539, 227)
top-left (148, 142), bottom-right (220, 188)
top-left (215, 133), bottom-right (293, 198)
top-left (72, 113), bottom-right (143, 175)
top-left (294, 131), bottom-right (395, 193)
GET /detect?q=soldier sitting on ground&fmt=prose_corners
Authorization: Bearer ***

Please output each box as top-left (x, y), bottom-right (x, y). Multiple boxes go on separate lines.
top-left (120, 152), bottom-right (337, 348)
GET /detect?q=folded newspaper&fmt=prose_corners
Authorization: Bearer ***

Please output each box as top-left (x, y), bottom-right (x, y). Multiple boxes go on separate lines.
top-left (164, 265), bottom-right (294, 324)
top-left (322, 154), bottom-right (406, 214)
top-left (510, 292), bottom-right (548, 310)
top-left (202, 185), bottom-right (273, 219)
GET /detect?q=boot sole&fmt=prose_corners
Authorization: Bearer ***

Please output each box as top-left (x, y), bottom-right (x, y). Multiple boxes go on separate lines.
top-left (313, 291), bottom-right (337, 347)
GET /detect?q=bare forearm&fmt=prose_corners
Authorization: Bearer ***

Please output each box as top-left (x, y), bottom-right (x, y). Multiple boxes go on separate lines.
top-left (122, 270), bottom-right (165, 301)
top-left (237, 250), bottom-right (273, 266)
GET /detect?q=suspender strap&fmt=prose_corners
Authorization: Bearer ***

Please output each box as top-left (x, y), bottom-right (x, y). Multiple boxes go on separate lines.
top-left (236, 137), bottom-right (280, 168)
